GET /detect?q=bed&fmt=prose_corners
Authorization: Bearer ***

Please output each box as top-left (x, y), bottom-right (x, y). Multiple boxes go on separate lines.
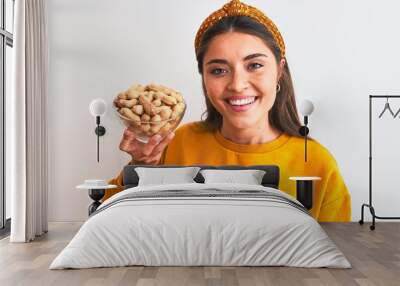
top-left (50, 165), bottom-right (350, 269)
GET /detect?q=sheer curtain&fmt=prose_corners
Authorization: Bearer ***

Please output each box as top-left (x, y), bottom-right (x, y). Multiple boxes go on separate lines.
top-left (9, 0), bottom-right (48, 242)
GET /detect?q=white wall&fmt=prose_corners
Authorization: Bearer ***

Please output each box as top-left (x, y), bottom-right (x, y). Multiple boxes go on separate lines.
top-left (47, 0), bottom-right (400, 222)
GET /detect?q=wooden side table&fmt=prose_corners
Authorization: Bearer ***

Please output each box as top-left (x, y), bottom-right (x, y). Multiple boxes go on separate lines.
top-left (76, 180), bottom-right (117, 216)
top-left (289, 177), bottom-right (321, 210)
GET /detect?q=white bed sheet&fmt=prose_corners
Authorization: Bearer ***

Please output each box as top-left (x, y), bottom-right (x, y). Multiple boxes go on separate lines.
top-left (50, 183), bottom-right (350, 269)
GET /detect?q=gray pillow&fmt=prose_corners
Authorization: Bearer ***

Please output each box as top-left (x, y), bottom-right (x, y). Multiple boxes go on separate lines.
top-left (136, 167), bottom-right (201, 186)
top-left (200, 169), bottom-right (266, 185)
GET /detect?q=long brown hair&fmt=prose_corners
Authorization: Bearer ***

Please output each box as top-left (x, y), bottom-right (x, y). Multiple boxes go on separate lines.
top-left (196, 16), bottom-right (301, 137)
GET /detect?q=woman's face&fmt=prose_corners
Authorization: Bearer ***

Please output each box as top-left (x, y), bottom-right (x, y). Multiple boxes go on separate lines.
top-left (202, 32), bottom-right (284, 130)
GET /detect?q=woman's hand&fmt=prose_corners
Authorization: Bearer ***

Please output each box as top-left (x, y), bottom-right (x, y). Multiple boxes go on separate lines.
top-left (119, 127), bottom-right (175, 165)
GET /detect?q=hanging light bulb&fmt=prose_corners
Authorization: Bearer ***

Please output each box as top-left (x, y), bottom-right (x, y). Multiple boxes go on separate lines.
top-left (299, 99), bottom-right (314, 162)
top-left (89, 98), bottom-right (107, 162)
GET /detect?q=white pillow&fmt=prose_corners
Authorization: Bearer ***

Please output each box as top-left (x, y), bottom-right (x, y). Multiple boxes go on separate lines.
top-left (200, 169), bottom-right (266, 185)
top-left (135, 167), bottom-right (201, 186)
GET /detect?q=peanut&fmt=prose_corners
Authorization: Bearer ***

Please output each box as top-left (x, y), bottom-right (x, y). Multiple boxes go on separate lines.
top-left (154, 91), bottom-right (164, 100)
top-left (120, 108), bottom-right (141, 125)
top-left (152, 99), bottom-right (162, 107)
top-left (173, 102), bottom-right (185, 113)
top-left (141, 114), bottom-right (151, 122)
top-left (169, 92), bottom-right (183, 103)
top-left (119, 99), bottom-right (137, 108)
top-left (139, 95), bottom-right (155, 115)
top-left (145, 91), bottom-right (154, 102)
top-left (160, 95), bottom-right (177, 106)
top-left (117, 91), bottom-right (128, 99)
top-left (132, 105), bottom-right (144, 115)
top-left (146, 83), bottom-right (163, 92)
top-left (129, 84), bottom-right (145, 92)
top-left (171, 110), bottom-right (180, 120)
top-left (151, 123), bottom-right (162, 133)
top-left (151, 114), bottom-right (162, 123)
top-left (126, 89), bottom-right (140, 99)
top-left (140, 124), bottom-right (150, 132)
top-left (159, 107), bottom-right (172, 120)
top-left (160, 122), bottom-right (172, 133)
top-left (114, 98), bottom-right (122, 108)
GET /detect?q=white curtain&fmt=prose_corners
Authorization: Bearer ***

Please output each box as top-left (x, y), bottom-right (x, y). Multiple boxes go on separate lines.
top-left (9, 0), bottom-right (48, 242)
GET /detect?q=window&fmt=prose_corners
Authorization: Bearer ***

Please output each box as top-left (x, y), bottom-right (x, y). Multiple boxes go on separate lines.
top-left (0, 0), bottom-right (14, 236)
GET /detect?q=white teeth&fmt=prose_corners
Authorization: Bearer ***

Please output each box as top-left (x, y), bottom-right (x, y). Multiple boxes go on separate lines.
top-left (228, 97), bottom-right (255, 106)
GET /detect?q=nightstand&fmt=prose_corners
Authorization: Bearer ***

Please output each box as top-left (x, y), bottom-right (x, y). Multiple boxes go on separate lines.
top-left (289, 176), bottom-right (321, 210)
top-left (76, 180), bottom-right (117, 216)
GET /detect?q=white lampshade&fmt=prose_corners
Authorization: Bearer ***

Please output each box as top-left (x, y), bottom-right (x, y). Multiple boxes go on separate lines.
top-left (299, 99), bottom-right (314, 116)
top-left (89, 98), bottom-right (107, 117)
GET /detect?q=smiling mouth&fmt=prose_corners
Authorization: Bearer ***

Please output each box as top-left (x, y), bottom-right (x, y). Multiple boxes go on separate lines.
top-left (226, 97), bottom-right (258, 106)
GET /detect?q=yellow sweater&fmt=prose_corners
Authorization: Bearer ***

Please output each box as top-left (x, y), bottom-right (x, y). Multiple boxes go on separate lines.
top-left (106, 122), bottom-right (351, 222)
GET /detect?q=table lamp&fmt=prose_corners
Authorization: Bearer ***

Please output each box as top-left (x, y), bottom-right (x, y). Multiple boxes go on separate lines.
top-left (89, 98), bottom-right (107, 162)
top-left (299, 99), bottom-right (314, 162)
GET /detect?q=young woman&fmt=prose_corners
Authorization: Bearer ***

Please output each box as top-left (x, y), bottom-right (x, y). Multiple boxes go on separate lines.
top-left (105, 0), bottom-right (351, 222)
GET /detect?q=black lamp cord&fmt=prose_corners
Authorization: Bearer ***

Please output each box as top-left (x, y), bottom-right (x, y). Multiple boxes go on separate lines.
top-left (304, 116), bottom-right (308, 162)
top-left (305, 130), bottom-right (308, 162)
top-left (96, 116), bottom-right (100, 163)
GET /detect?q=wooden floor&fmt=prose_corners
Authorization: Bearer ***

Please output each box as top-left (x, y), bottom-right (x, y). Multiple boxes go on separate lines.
top-left (0, 222), bottom-right (399, 286)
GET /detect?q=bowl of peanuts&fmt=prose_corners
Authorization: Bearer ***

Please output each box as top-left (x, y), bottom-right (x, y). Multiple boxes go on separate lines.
top-left (114, 83), bottom-right (186, 143)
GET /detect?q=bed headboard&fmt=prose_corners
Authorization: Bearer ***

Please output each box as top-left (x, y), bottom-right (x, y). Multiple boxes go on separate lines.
top-left (122, 165), bottom-right (280, 189)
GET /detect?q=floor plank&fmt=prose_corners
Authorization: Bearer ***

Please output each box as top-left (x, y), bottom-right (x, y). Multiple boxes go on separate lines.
top-left (0, 222), bottom-right (399, 286)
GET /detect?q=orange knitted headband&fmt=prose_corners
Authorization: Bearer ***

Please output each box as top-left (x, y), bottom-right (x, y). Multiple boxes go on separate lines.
top-left (194, 0), bottom-right (286, 58)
